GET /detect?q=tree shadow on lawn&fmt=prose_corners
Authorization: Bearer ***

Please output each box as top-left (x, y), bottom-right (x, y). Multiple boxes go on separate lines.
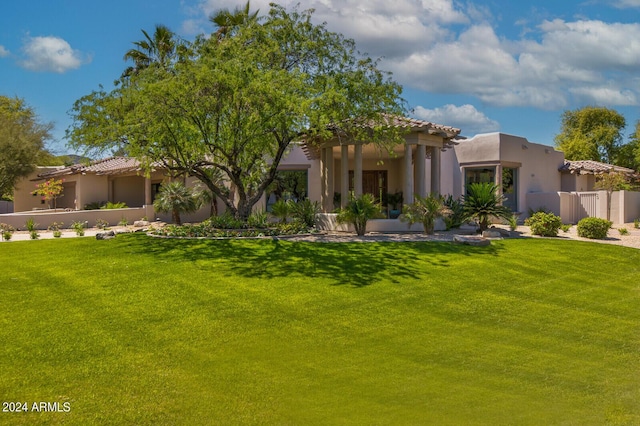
top-left (125, 235), bottom-right (503, 287)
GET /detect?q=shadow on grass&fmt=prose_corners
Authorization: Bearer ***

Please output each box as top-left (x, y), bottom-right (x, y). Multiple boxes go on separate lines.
top-left (118, 235), bottom-right (504, 287)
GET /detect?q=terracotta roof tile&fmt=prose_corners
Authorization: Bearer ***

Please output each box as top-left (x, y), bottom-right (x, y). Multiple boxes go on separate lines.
top-left (559, 160), bottom-right (636, 175)
top-left (38, 156), bottom-right (162, 179)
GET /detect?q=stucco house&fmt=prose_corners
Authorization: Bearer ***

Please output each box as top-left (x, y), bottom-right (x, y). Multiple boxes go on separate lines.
top-left (7, 116), bottom-right (639, 229)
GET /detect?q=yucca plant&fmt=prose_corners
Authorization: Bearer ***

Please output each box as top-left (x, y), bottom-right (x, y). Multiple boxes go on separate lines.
top-left (153, 181), bottom-right (202, 226)
top-left (401, 194), bottom-right (452, 234)
top-left (336, 193), bottom-right (384, 236)
top-left (462, 183), bottom-right (512, 232)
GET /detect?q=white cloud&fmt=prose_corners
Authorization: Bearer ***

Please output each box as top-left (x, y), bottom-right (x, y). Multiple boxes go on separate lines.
top-left (413, 104), bottom-right (499, 134)
top-left (0, 45), bottom-right (9, 57)
top-left (20, 36), bottom-right (90, 73)
top-left (184, 1), bottom-right (640, 109)
top-left (613, 0), bottom-right (640, 8)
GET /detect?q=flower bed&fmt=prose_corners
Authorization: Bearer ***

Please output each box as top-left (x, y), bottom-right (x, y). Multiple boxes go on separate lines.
top-left (149, 221), bottom-right (315, 239)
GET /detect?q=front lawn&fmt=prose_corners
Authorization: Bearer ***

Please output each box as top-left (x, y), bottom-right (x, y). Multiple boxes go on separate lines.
top-left (1, 235), bottom-right (639, 425)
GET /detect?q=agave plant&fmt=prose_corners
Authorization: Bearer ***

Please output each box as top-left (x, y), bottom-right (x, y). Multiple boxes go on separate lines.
top-left (401, 194), bottom-right (451, 234)
top-left (462, 182), bottom-right (512, 232)
top-left (153, 181), bottom-right (202, 226)
top-left (336, 193), bottom-right (384, 236)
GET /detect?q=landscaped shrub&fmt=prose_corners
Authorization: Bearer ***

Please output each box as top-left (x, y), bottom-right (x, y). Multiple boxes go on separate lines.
top-left (71, 220), bottom-right (86, 236)
top-left (84, 201), bottom-right (106, 210)
top-left (462, 183), bottom-right (512, 232)
top-left (270, 199), bottom-right (292, 223)
top-left (401, 194), bottom-right (451, 234)
top-left (291, 199), bottom-right (320, 228)
top-left (577, 217), bottom-right (612, 239)
top-left (206, 212), bottom-right (245, 229)
top-left (0, 223), bottom-right (15, 241)
top-left (619, 228), bottom-right (629, 236)
top-left (101, 201), bottom-right (128, 209)
top-left (95, 219), bottom-right (109, 229)
top-left (336, 193), bottom-right (384, 236)
top-left (247, 210), bottom-right (268, 228)
top-left (442, 194), bottom-right (464, 230)
top-left (524, 211), bottom-right (563, 237)
top-left (48, 222), bottom-right (64, 238)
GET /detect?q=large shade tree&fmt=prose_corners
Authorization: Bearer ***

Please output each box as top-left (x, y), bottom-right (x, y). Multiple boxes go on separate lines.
top-left (0, 96), bottom-right (53, 199)
top-left (67, 4), bottom-right (406, 220)
top-left (554, 106), bottom-right (626, 164)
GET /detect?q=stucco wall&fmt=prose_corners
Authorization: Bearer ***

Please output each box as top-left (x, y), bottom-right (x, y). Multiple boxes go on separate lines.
top-left (112, 176), bottom-right (145, 207)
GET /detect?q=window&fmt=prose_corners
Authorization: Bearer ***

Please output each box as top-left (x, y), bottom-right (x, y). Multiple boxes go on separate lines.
top-left (465, 167), bottom-right (495, 189)
top-left (266, 170), bottom-right (308, 211)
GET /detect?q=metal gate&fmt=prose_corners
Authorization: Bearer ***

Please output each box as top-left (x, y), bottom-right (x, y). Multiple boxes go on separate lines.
top-left (576, 192), bottom-right (599, 221)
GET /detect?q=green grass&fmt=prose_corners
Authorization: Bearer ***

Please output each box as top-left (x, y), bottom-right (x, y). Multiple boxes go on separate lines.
top-left (1, 235), bottom-right (639, 425)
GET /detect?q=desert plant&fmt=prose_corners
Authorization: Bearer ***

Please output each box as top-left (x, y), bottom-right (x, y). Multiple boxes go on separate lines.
top-left (29, 230), bottom-right (39, 240)
top-left (507, 214), bottom-right (519, 231)
top-left (84, 201), bottom-right (106, 210)
top-left (95, 219), bottom-right (109, 229)
top-left (71, 220), bottom-right (86, 236)
top-left (25, 217), bottom-right (38, 232)
top-left (291, 199), bottom-right (320, 228)
top-left (101, 201), bottom-right (128, 209)
top-left (401, 194), bottom-right (451, 234)
top-left (577, 217), bottom-right (612, 239)
top-left (270, 199), bottom-right (292, 224)
top-left (48, 222), bottom-right (64, 238)
top-left (0, 223), bottom-right (15, 241)
top-left (525, 211), bottom-right (563, 237)
top-left (618, 228), bottom-right (629, 236)
top-left (247, 210), bottom-right (268, 228)
top-left (206, 212), bottom-right (245, 229)
top-left (336, 193), bottom-right (384, 236)
top-left (561, 224), bottom-right (572, 233)
top-left (118, 218), bottom-right (129, 227)
top-left (153, 181), bottom-right (202, 226)
top-left (442, 194), bottom-right (465, 230)
top-left (634, 219), bottom-right (640, 229)
top-left (462, 183), bottom-right (512, 232)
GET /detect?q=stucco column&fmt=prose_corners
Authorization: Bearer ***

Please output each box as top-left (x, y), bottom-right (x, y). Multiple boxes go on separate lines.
top-left (430, 146), bottom-right (441, 196)
top-left (416, 144), bottom-right (426, 198)
top-left (404, 144), bottom-right (414, 205)
top-left (495, 164), bottom-right (503, 198)
top-left (341, 145), bottom-right (349, 208)
top-left (326, 147), bottom-right (334, 212)
top-left (354, 144), bottom-right (363, 197)
top-left (320, 147), bottom-right (327, 212)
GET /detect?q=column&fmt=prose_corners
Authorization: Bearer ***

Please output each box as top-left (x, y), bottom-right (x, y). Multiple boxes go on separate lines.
top-left (416, 145), bottom-right (426, 198)
top-left (495, 164), bottom-right (503, 198)
top-left (326, 147), bottom-right (334, 212)
top-left (320, 147), bottom-right (327, 212)
top-left (354, 144), bottom-right (363, 197)
top-left (430, 146), bottom-right (441, 196)
top-left (404, 144), bottom-right (414, 205)
top-left (341, 145), bottom-right (349, 208)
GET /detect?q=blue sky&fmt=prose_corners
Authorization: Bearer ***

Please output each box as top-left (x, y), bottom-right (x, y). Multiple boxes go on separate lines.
top-left (2, 0), bottom-right (640, 155)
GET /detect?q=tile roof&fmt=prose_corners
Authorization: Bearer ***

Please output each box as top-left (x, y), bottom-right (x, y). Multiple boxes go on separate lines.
top-left (559, 160), bottom-right (636, 175)
top-left (301, 114), bottom-right (461, 159)
top-left (37, 157), bottom-right (162, 179)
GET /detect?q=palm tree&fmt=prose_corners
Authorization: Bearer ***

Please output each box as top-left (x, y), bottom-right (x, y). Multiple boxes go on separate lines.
top-left (401, 194), bottom-right (452, 234)
top-left (153, 181), bottom-right (202, 225)
top-left (122, 24), bottom-right (178, 77)
top-left (462, 183), bottom-right (512, 232)
top-left (336, 193), bottom-right (384, 236)
top-left (209, 1), bottom-right (260, 40)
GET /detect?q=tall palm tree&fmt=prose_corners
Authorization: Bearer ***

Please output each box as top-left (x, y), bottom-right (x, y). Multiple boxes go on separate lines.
top-left (209, 1), bottom-right (260, 40)
top-left (122, 24), bottom-right (177, 77)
